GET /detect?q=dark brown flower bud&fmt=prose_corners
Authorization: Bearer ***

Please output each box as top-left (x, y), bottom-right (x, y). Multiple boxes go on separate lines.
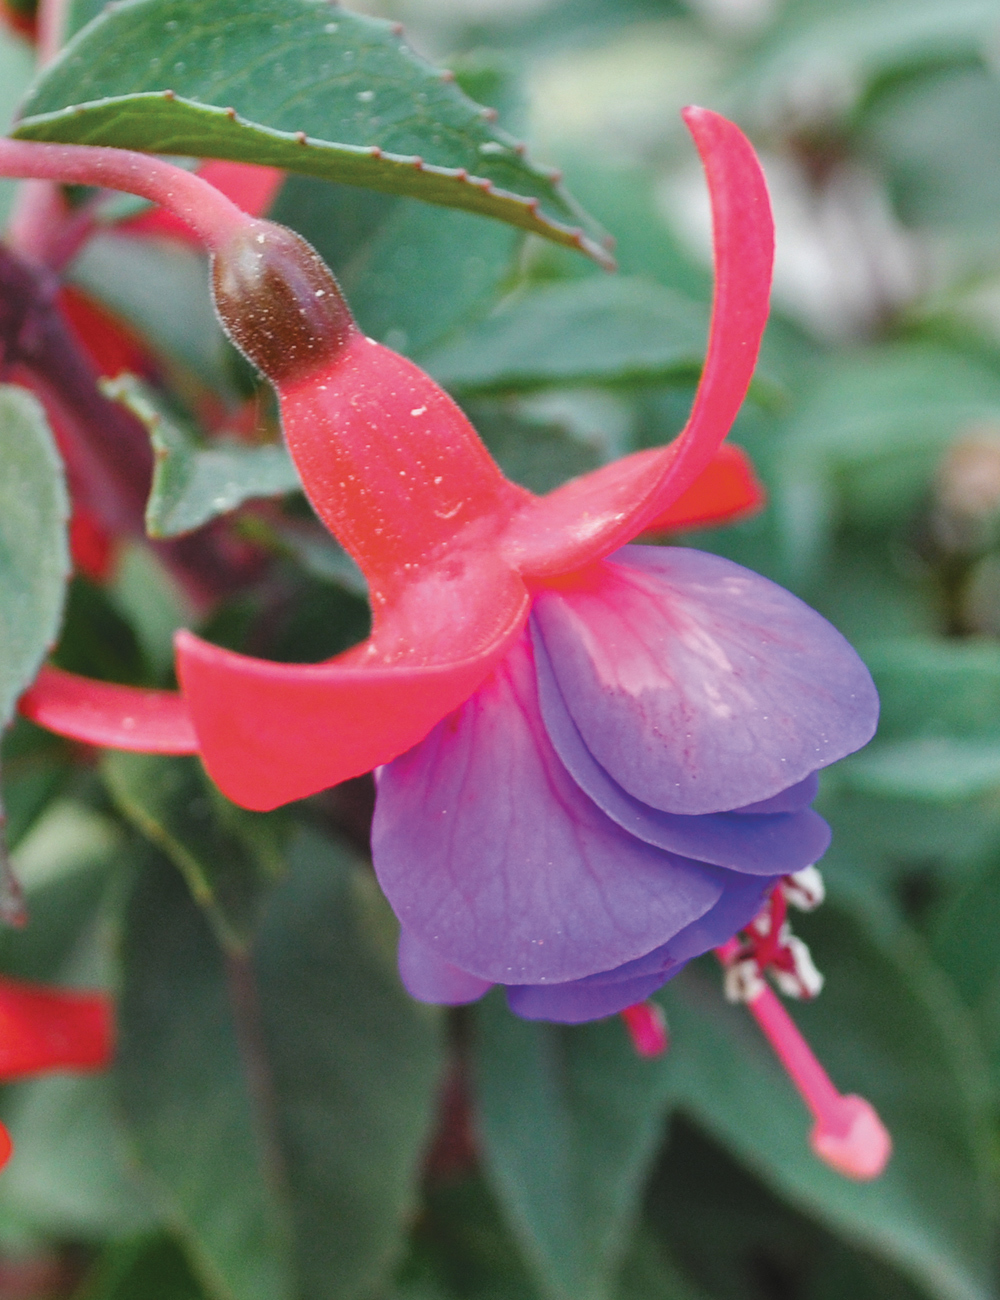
top-left (211, 220), bottom-right (356, 384)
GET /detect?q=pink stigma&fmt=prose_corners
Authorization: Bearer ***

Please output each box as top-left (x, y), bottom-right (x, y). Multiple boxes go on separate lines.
top-left (716, 940), bottom-right (891, 1180)
top-left (621, 1000), bottom-right (669, 1058)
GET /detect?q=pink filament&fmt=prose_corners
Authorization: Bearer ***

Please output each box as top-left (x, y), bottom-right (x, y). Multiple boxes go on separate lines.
top-left (715, 944), bottom-right (891, 1180)
top-left (621, 1001), bottom-right (669, 1058)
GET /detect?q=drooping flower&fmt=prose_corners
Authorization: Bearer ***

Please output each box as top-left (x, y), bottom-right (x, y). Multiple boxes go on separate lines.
top-left (12, 111), bottom-right (885, 1174)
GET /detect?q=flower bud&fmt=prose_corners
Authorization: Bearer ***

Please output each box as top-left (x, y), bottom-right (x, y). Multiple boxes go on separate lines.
top-left (211, 219), bottom-right (356, 384)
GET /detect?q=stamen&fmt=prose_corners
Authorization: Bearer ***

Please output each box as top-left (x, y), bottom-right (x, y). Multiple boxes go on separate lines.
top-left (621, 1000), bottom-right (669, 1057)
top-left (715, 938), bottom-right (891, 1180)
top-left (783, 865), bottom-right (825, 911)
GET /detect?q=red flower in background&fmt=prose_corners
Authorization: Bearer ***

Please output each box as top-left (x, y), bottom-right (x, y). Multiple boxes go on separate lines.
top-left (0, 977), bottom-right (115, 1168)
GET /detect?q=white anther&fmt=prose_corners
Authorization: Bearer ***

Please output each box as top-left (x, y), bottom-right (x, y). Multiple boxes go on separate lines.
top-left (771, 935), bottom-right (824, 1000)
top-left (782, 865), bottom-right (825, 912)
top-left (724, 958), bottom-right (766, 1004)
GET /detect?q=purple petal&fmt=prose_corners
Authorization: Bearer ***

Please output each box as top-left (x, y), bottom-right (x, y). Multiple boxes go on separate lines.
top-left (505, 972), bottom-right (668, 1023)
top-left (583, 869), bottom-right (776, 984)
top-left (503, 870), bottom-right (776, 1024)
top-left (734, 772), bottom-right (819, 814)
top-left (398, 929), bottom-right (493, 1005)
top-left (372, 630), bottom-right (725, 986)
top-left (533, 546), bottom-right (879, 815)
top-left (532, 625), bottom-right (831, 875)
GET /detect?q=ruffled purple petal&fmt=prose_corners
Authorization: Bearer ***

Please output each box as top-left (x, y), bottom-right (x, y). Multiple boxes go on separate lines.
top-left (398, 929), bottom-right (493, 1005)
top-left (532, 624), bottom-right (831, 875)
top-left (533, 546), bottom-right (879, 815)
top-left (372, 630), bottom-right (726, 986)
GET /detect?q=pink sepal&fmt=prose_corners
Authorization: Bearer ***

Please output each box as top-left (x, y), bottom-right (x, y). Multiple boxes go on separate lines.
top-left (19, 666), bottom-right (198, 754)
top-left (500, 107), bottom-right (773, 578)
top-left (176, 561), bottom-right (530, 810)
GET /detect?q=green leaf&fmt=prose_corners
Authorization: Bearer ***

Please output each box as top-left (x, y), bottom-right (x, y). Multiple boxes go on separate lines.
top-left (76, 1234), bottom-right (211, 1300)
top-left (646, 1118), bottom-right (938, 1300)
top-left (657, 898), bottom-right (996, 1300)
top-left (397, 1173), bottom-right (544, 1300)
top-left (102, 751), bottom-right (287, 952)
top-left (340, 200), bottom-right (521, 360)
top-left (471, 994), bottom-right (675, 1300)
top-left (467, 403), bottom-right (600, 496)
top-left (740, 0), bottom-right (999, 102)
top-left (253, 829), bottom-right (445, 1300)
top-left (15, 0), bottom-right (611, 265)
top-left (118, 847), bottom-right (293, 1300)
top-left (863, 64), bottom-right (1000, 234)
top-left (836, 638), bottom-right (1000, 800)
top-left (930, 853), bottom-right (1000, 1093)
top-left (70, 234), bottom-right (238, 395)
top-left (0, 386), bottom-right (70, 729)
top-left (102, 375), bottom-right (301, 539)
top-left (772, 344), bottom-right (1000, 578)
top-left (838, 738), bottom-right (1000, 801)
top-left (118, 831), bottom-right (444, 1300)
top-left (423, 278), bottom-right (707, 394)
top-left (0, 1073), bottom-right (160, 1242)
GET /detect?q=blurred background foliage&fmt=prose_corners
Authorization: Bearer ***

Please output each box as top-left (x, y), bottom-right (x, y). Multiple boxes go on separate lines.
top-left (3, 0), bottom-right (1000, 1297)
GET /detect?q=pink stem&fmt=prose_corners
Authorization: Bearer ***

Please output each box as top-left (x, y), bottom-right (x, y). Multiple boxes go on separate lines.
top-left (714, 946), bottom-right (892, 1180)
top-left (0, 139), bottom-right (250, 251)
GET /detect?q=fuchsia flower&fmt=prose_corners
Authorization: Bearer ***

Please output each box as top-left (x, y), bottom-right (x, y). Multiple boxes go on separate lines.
top-left (11, 110), bottom-right (887, 1175)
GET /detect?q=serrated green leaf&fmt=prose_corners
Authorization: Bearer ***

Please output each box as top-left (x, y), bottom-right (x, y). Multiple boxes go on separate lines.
top-left (472, 995), bottom-right (675, 1300)
top-left (0, 385), bottom-right (70, 729)
top-left (15, 0), bottom-right (611, 265)
top-left (119, 848), bottom-right (293, 1300)
top-left (657, 899), bottom-right (996, 1300)
top-left (253, 829), bottom-right (445, 1300)
top-left (423, 278), bottom-right (707, 394)
top-left (102, 751), bottom-right (286, 952)
top-left (102, 375), bottom-right (301, 539)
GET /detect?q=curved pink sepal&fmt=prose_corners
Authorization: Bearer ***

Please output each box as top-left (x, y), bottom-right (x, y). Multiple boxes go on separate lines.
top-left (177, 561), bottom-right (531, 811)
top-left (19, 666), bottom-right (198, 754)
top-left (501, 107), bottom-right (774, 578)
